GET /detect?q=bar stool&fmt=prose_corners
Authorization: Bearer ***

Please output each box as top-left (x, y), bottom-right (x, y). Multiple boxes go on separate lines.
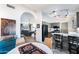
top-left (53, 34), bottom-right (63, 50)
top-left (68, 36), bottom-right (78, 54)
top-left (77, 41), bottom-right (79, 54)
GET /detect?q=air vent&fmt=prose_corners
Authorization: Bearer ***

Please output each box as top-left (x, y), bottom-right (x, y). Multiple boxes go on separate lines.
top-left (6, 4), bottom-right (15, 9)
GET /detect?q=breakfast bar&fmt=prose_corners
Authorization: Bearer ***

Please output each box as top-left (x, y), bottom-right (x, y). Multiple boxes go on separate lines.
top-left (52, 33), bottom-right (79, 54)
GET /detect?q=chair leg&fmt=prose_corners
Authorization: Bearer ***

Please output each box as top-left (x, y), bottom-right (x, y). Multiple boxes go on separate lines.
top-left (75, 46), bottom-right (79, 54)
top-left (61, 43), bottom-right (63, 49)
top-left (54, 41), bottom-right (57, 49)
top-left (68, 49), bottom-right (71, 54)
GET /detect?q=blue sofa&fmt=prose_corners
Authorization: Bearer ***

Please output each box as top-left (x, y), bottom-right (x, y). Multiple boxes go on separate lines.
top-left (0, 37), bottom-right (16, 54)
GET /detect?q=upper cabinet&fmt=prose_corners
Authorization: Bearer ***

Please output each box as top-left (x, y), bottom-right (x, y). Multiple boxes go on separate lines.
top-left (77, 12), bottom-right (79, 27)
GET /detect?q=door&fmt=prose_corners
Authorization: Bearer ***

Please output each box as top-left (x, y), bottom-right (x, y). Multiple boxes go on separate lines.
top-left (42, 25), bottom-right (48, 42)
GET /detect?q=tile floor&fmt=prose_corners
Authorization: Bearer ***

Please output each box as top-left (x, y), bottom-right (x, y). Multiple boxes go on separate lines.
top-left (52, 49), bottom-right (69, 54)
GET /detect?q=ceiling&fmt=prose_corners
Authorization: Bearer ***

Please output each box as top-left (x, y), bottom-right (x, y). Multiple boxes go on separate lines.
top-left (22, 4), bottom-right (52, 11)
top-left (22, 4), bottom-right (79, 12)
top-left (21, 4), bottom-right (79, 23)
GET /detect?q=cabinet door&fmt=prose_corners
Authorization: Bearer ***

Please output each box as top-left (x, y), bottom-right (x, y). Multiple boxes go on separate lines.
top-left (77, 12), bottom-right (79, 27)
top-left (61, 22), bottom-right (68, 33)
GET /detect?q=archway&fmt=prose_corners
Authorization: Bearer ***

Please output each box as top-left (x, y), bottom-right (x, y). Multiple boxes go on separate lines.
top-left (20, 12), bottom-right (36, 40)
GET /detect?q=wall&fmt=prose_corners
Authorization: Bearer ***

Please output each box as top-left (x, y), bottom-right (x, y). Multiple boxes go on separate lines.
top-left (0, 4), bottom-right (43, 42)
top-left (0, 5), bottom-right (34, 37)
top-left (34, 11), bottom-right (42, 42)
top-left (66, 13), bottom-right (77, 33)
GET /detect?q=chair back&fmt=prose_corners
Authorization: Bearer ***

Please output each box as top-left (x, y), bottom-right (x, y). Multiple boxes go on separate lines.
top-left (44, 37), bottom-right (53, 49)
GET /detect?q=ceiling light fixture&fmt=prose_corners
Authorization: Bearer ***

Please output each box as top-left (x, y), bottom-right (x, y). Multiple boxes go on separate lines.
top-left (49, 9), bottom-right (69, 18)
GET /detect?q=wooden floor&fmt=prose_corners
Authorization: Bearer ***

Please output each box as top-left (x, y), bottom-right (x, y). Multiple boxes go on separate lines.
top-left (16, 36), bottom-right (36, 46)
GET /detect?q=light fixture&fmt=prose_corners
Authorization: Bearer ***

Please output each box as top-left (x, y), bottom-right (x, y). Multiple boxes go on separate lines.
top-left (6, 4), bottom-right (15, 9)
top-left (49, 9), bottom-right (69, 18)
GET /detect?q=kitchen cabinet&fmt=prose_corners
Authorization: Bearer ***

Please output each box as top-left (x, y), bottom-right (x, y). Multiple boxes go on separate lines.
top-left (61, 22), bottom-right (68, 33)
top-left (77, 12), bottom-right (79, 27)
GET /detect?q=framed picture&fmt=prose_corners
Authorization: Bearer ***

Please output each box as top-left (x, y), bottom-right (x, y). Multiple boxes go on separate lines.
top-left (1, 18), bottom-right (16, 36)
top-left (37, 24), bottom-right (40, 28)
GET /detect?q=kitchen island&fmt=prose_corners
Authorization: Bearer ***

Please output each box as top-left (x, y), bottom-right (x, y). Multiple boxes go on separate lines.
top-left (52, 32), bottom-right (79, 37)
top-left (52, 32), bottom-right (79, 54)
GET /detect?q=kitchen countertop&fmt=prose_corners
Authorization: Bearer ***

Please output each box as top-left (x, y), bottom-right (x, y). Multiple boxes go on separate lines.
top-left (52, 33), bottom-right (79, 37)
top-left (52, 33), bottom-right (68, 36)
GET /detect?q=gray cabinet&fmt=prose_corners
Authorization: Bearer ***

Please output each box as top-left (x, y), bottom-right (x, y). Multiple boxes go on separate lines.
top-left (77, 12), bottom-right (79, 27)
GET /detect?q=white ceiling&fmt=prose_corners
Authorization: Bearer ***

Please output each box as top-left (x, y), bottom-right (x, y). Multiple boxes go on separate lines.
top-left (23, 4), bottom-right (79, 12)
top-left (20, 4), bottom-right (79, 23)
top-left (22, 4), bottom-right (52, 11)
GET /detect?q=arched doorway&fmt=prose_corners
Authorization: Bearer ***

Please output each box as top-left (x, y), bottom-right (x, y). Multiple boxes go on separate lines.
top-left (20, 12), bottom-right (36, 41)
